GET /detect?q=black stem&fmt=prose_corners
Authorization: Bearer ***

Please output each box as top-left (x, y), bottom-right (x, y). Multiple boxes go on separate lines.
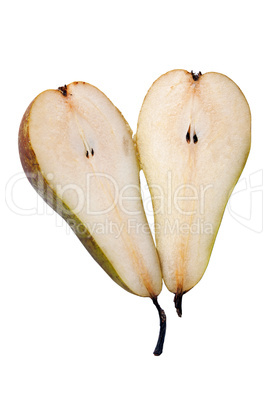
top-left (174, 292), bottom-right (183, 317)
top-left (58, 84), bottom-right (67, 96)
top-left (152, 297), bottom-right (166, 356)
top-left (191, 70), bottom-right (202, 81)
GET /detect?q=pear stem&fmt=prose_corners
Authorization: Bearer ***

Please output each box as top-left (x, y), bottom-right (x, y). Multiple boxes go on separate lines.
top-left (174, 292), bottom-right (183, 317)
top-left (152, 297), bottom-right (166, 356)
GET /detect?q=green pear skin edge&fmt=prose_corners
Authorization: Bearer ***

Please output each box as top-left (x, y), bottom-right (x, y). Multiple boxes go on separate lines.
top-left (18, 100), bottom-right (134, 295)
top-left (19, 91), bottom-right (167, 356)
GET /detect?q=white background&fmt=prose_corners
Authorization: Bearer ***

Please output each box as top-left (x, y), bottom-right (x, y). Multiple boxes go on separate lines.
top-left (1, 1), bottom-right (267, 401)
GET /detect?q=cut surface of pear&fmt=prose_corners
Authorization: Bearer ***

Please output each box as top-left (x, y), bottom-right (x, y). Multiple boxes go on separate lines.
top-left (19, 82), bottom-right (162, 298)
top-left (136, 70), bottom-right (251, 312)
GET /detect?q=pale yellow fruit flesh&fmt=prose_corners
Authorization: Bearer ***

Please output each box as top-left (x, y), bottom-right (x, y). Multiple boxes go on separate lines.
top-left (136, 70), bottom-right (251, 295)
top-left (20, 82), bottom-right (162, 297)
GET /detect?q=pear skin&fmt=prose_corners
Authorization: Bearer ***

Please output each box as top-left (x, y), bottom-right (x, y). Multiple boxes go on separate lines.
top-left (136, 70), bottom-right (251, 314)
top-left (19, 103), bottom-right (133, 293)
top-left (19, 82), bottom-right (166, 355)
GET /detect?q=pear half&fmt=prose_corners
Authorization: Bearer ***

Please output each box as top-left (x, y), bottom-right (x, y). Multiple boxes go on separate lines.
top-left (135, 70), bottom-right (251, 314)
top-left (19, 82), bottom-right (165, 355)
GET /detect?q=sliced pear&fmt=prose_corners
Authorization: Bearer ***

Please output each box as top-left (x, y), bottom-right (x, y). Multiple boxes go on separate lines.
top-left (136, 70), bottom-right (251, 315)
top-left (19, 81), bottom-right (165, 355)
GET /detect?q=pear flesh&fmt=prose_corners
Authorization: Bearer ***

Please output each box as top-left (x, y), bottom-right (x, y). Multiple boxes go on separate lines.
top-left (19, 82), bottom-right (162, 299)
top-left (136, 70), bottom-right (251, 307)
